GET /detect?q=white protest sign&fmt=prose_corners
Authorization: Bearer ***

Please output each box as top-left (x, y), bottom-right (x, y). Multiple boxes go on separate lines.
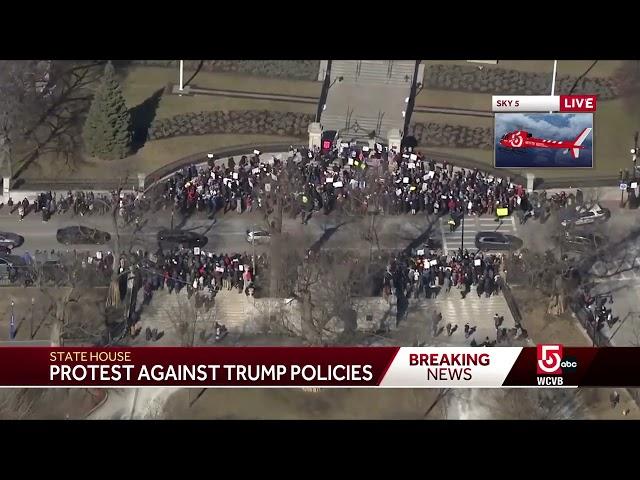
top-left (233, 172), bottom-right (238, 179)
top-left (326, 178), bottom-right (334, 184)
top-left (417, 249), bottom-right (425, 256)
top-left (403, 177), bottom-right (409, 184)
top-left (410, 154), bottom-right (417, 161)
top-left (423, 174), bottom-right (429, 181)
top-left (474, 259), bottom-right (481, 266)
top-left (333, 181), bottom-right (344, 188)
top-left (252, 167), bottom-right (260, 174)
top-left (96, 251), bottom-right (102, 259)
top-left (194, 247), bottom-right (201, 255)
top-left (632, 182), bottom-right (639, 189)
top-left (428, 171), bottom-right (435, 179)
top-left (265, 183), bottom-right (271, 192)
top-left (239, 265), bottom-right (244, 271)
top-left (271, 174), bottom-right (277, 181)
top-left (216, 266), bottom-right (224, 272)
top-left (429, 259), bottom-right (437, 266)
top-left (348, 158), bottom-right (354, 165)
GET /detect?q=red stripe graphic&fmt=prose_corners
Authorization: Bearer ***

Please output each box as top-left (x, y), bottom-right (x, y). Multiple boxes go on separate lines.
top-left (0, 347), bottom-right (399, 388)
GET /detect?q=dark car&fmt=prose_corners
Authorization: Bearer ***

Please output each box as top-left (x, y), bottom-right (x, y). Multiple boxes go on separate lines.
top-left (553, 232), bottom-right (605, 254)
top-left (560, 203), bottom-right (611, 228)
top-left (0, 232), bottom-right (24, 249)
top-left (56, 226), bottom-right (111, 245)
top-left (157, 229), bottom-right (208, 250)
top-left (475, 232), bottom-right (523, 251)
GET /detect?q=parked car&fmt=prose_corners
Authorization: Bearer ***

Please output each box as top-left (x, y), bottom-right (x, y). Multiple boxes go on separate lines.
top-left (553, 231), bottom-right (605, 254)
top-left (246, 230), bottom-right (271, 244)
top-left (157, 229), bottom-right (208, 249)
top-left (0, 232), bottom-right (24, 249)
top-left (475, 232), bottom-right (523, 251)
top-left (560, 203), bottom-right (611, 227)
top-left (56, 226), bottom-right (111, 245)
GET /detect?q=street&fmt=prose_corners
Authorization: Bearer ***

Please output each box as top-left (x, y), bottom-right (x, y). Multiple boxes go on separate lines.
top-left (0, 206), bottom-right (441, 257)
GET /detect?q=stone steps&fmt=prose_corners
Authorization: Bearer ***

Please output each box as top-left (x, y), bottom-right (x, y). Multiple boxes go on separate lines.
top-left (331, 60), bottom-right (416, 86)
top-left (320, 113), bottom-right (401, 138)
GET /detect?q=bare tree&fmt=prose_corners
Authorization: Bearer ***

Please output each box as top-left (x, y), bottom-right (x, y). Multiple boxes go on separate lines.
top-left (164, 294), bottom-right (217, 346)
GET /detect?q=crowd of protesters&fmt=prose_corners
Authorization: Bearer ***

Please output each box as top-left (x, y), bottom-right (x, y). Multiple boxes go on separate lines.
top-left (3, 190), bottom-right (147, 224)
top-left (383, 248), bottom-right (505, 301)
top-left (127, 246), bottom-right (261, 301)
top-left (158, 143), bottom-right (534, 227)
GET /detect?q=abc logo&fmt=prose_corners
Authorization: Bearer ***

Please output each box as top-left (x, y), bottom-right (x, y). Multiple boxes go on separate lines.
top-left (560, 357), bottom-right (578, 372)
top-left (537, 344), bottom-right (563, 375)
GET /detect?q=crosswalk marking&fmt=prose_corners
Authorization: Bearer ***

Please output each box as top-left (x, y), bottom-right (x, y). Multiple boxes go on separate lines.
top-left (439, 215), bottom-right (518, 254)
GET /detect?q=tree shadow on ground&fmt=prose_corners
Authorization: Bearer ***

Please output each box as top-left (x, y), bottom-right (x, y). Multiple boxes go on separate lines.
top-left (308, 221), bottom-right (349, 253)
top-left (129, 88), bottom-right (164, 152)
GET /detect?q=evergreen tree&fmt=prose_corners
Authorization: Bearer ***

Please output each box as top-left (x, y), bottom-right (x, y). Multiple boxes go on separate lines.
top-left (82, 61), bottom-right (132, 159)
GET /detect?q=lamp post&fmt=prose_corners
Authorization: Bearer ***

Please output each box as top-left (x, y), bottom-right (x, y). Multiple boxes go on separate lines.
top-left (178, 60), bottom-right (184, 92)
top-left (620, 169), bottom-right (625, 208)
top-left (550, 60), bottom-right (558, 113)
top-left (9, 300), bottom-right (15, 340)
top-left (632, 131), bottom-right (639, 177)
top-left (460, 211), bottom-right (465, 252)
top-left (30, 298), bottom-right (34, 339)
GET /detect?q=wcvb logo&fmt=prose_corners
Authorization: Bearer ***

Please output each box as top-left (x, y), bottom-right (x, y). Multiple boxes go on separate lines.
top-left (537, 344), bottom-right (563, 375)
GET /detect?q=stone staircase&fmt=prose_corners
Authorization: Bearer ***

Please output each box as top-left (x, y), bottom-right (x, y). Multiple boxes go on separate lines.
top-left (135, 288), bottom-right (194, 345)
top-left (213, 289), bottom-right (258, 330)
top-left (331, 60), bottom-right (416, 86)
top-left (319, 113), bottom-right (400, 139)
top-left (136, 287), bottom-right (260, 345)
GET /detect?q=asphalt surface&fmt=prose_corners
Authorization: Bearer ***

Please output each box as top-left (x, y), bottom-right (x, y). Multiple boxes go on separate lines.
top-left (0, 206), bottom-right (440, 258)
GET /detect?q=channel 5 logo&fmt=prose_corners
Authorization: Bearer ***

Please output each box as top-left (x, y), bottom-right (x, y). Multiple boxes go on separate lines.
top-left (536, 344), bottom-right (577, 375)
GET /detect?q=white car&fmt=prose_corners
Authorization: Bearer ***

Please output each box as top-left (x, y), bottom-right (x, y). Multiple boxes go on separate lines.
top-left (560, 203), bottom-right (611, 227)
top-left (246, 230), bottom-right (271, 244)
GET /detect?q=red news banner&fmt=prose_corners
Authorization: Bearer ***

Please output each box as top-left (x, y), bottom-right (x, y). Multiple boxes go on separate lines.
top-left (0, 346), bottom-right (638, 388)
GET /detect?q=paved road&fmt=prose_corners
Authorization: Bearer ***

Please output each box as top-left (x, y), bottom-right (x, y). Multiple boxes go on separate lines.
top-left (0, 207), bottom-right (439, 257)
top-left (439, 215), bottom-right (519, 254)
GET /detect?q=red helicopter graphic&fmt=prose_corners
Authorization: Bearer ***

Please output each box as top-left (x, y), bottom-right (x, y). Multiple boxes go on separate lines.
top-left (499, 127), bottom-right (592, 159)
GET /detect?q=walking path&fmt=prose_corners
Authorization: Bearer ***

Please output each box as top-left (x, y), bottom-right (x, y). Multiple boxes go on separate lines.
top-left (413, 105), bottom-right (493, 118)
top-left (170, 84), bottom-right (318, 104)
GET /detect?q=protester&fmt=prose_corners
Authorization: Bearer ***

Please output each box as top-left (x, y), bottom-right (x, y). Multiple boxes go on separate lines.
top-left (158, 143), bottom-right (531, 224)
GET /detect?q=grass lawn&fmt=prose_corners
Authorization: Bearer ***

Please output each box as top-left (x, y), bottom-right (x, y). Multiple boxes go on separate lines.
top-left (147, 94), bottom-right (317, 118)
top-left (422, 60), bottom-right (623, 77)
top-left (121, 66), bottom-right (321, 120)
top-left (415, 96), bottom-right (640, 181)
top-left (416, 60), bottom-right (624, 112)
top-left (411, 111), bottom-right (493, 128)
top-left (20, 134), bottom-right (304, 181)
